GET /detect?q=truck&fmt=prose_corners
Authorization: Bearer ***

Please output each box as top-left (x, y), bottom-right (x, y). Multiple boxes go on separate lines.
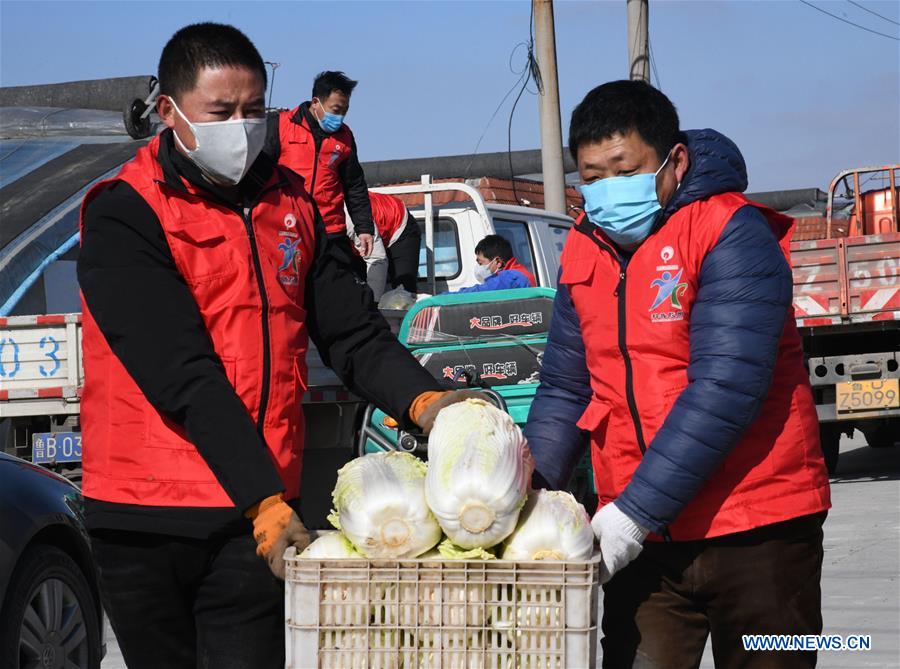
top-left (786, 165), bottom-right (900, 473)
top-left (0, 172), bottom-right (573, 525)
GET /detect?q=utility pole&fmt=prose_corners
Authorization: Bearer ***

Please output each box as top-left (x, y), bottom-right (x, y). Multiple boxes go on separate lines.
top-left (532, 0), bottom-right (567, 215)
top-left (627, 0), bottom-right (650, 83)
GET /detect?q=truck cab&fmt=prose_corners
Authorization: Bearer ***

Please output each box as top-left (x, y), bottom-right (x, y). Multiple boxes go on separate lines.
top-left (371, 176), bottom-right (572, 296)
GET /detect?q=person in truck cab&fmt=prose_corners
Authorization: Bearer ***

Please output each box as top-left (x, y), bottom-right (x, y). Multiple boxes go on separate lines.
top-left (266, 69), bottom-right (375, 263)
top-left (453, 234), bottom-right (536, 293)
top-left (77, 23), bottom-right (476, 669)
top-left (523, 80), bottom-right (831, 668)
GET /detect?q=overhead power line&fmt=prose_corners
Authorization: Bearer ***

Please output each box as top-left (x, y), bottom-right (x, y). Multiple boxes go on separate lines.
top-left (798, 0), bottom-right (900, 41)
top-left (649, 37), bottom-right (662, 89)
top-left (846, 0), bottom-right (900, 27)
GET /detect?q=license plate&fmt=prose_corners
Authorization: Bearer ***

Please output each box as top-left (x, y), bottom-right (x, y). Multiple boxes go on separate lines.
top-left (32, 432), bottom-right (82, 464)
top-left (836, 379), bottom-right (900, 416)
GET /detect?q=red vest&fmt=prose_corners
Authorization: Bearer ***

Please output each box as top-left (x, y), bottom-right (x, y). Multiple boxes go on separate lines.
top-left (561, 193), bottom-right (830, 539)
top-left (80, 136), bottom-right (317, 507)
top-left (369, 192), bottom-right (409, 244)
top-left (505, 258), bottom-right (536, 287)
top-left (277, 108), bottom-right (354, 235)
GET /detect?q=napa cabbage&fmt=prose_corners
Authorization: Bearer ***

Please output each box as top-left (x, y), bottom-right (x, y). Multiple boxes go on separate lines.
top-left (425, 399), bottom-right (533, 549)
top-left (299, 531), bottom-right (362, 559)
top-left (328, 451), bottom-right (441, 558)
top-left (501, 489), bottom-right (594, 561)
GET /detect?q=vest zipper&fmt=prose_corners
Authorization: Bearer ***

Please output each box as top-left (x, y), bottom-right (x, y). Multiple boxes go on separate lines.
top-left (309, 133), bottom-right (323, 194)
top-left (617, 264), bottom-right (673, 541)
top-left (615, 266), bottom-right (649, 457)
top-left (242, 206), bottom-right (272, 433)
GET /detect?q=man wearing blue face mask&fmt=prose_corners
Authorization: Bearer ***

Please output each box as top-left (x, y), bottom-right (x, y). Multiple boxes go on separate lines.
top-left (269, 70), bottom-right (375, 261)
top-left (524, 80), bottom-right (830, 668)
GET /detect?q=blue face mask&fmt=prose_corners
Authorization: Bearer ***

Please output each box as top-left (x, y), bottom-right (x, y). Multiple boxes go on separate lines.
top-left (578, 154), bottom-right (671, 247)
top-left (315, 101), bottom-right (344, 133)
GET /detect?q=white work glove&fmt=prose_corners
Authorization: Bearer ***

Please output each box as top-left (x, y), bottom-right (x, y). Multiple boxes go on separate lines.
top-left (591, 501), bottom-right (649, 584)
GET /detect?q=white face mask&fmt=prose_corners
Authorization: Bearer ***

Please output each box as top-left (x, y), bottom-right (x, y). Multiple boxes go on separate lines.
top-left (474, 261), bottom-right (495, 283)
top-left (169, 99), bottom-right (267, 186)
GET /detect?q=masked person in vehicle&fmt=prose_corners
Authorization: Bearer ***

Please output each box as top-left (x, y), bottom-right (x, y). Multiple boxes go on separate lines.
top-left (453, 234), bottom-right (536, 293)
top-left (523, 80), bottom-right (831, 668)
top-left (266, 70), bottom-right (375, 264)
top-left (77, 23), bottom-right (477, 669)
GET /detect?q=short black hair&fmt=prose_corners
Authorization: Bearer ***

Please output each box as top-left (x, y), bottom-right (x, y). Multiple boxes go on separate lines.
top-left (568, 80), bottom-right (681, 163)
top-left (158, 23), bottom-right (266, 99)
top-left (312, 71), bottom-right (358, 100)
top-left (475, 235), bottom-right (514, 263)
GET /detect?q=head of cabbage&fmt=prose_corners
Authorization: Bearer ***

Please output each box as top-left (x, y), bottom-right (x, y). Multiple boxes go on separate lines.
top-left (425, 399), bottom-right (533, 549)
top-left (328, 451), bottom-right (442, 558)
top-left (501, 489), bottom-right (594, 561)
top-left (299, 531), bottom-right (362, 559)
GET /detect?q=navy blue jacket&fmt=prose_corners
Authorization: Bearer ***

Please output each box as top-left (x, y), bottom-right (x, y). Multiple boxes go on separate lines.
top-left (523, 129), bottom-right (793, 534)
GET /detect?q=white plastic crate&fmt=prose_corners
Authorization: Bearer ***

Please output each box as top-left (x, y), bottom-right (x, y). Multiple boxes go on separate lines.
top-left (284, 547), bottom-right (600, 669)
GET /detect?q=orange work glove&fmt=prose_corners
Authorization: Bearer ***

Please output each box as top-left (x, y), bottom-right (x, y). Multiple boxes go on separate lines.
top-left (245, 494), bottom-right (310, 579)
top-left (409, 389), bottom-right (491, 434)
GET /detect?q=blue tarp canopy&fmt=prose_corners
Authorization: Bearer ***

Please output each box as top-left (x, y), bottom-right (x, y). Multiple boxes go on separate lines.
top-left (0, 107), bottom-right (145, 316)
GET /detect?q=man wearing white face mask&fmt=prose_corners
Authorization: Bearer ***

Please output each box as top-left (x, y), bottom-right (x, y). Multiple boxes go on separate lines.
top-left (452, 234), bottom-right (536, 294)
top-left (77, 23), bottom-right (453, 669)
top-left (524, 81), bottom-right (830, 668)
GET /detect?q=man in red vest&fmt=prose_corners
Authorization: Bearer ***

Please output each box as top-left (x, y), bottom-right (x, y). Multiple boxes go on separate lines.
top-left (524, 81), bottom-right (831, 668)
top-left (78, 23), bottom-right (473, 669)
top-left (348, 191), bottom-right (422, 298)
top-left (269, 70), bottom-right (375, 261)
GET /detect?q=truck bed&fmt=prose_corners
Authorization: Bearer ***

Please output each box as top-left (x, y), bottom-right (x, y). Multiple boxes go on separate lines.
top-left (1, 309), bottom-right (414, 416)
top-left (791, 232), bottom-right (899, 327)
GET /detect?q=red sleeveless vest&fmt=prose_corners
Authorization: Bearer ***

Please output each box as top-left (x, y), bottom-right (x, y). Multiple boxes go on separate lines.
top-left (369, 192), bottom-right (409, 244)
top-left (505, 258), bottom-right (536, 287)
top-left (80, 136), bottom-right (317, 507)
top-left (560, 192), bottom-right (830, 539)
top-left (277, 108), bottom-right (354, 235)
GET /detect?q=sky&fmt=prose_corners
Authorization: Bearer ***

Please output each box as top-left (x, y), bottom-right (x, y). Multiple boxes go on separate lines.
top-left (1, 0), bottom-right (898, 192)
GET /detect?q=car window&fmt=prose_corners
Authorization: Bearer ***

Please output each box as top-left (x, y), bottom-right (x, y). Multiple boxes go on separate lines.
top-left (548, 224), bottom-right (568, 264)
top-left (417, 217), bottom-right (461, 279)
top-left (492, 219), bottom-right (536, 276)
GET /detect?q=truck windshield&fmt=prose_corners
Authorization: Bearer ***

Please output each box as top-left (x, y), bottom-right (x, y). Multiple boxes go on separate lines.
top-left (416, 217), bottom-right (461, 280)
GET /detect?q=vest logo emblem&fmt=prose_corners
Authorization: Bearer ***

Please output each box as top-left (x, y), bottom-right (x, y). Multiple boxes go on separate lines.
top-left (277, 238), bottom-right (301, 285)
top-left (649, 268), bottom-right (688, 322)
top-left (660, 246), bottom-right (674, 262)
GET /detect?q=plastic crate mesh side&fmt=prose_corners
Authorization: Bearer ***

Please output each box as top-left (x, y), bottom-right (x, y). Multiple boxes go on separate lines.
top-left (285, 555), bottom-right (600, 669)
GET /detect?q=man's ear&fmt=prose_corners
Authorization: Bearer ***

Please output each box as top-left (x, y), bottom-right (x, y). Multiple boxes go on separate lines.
top-left (672, 142), bottom-right (690, 184)
top-left (157, 95), bottom-right (176, 130)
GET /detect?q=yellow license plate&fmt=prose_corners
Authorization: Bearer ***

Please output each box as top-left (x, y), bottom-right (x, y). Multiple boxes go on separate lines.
top-left (836, 378), bottom-right (900, 416)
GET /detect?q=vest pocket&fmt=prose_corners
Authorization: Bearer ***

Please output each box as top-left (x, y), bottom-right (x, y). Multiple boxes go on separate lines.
top-left (559, 257), bottom-right (595, 286)
top-left (166, 222), bottom-right (243, 284)
top-left (576, 400), bottom-right (611, 434)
